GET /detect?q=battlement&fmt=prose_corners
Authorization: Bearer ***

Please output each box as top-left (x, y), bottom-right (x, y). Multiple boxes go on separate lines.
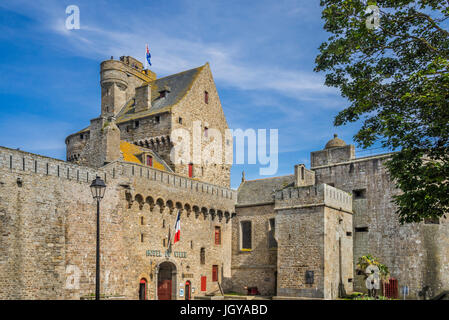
top-left (275, 183), bottom-right (352, 213)
top-left (0, 146), bottom-right (236, 201)
top-left (102, 160), bottom-right (237, 201)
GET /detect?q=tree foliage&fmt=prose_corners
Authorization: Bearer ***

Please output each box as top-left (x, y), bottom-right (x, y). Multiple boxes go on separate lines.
top-left (315, 0), bottom-right (449, 223)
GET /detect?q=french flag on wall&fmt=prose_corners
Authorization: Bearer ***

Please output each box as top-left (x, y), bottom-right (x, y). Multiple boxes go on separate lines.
top-left (173, 210), bottom-right (181, 243)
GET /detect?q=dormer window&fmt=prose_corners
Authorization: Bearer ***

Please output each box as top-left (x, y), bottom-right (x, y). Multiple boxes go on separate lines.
top-left (159, 85), bottom-right (171, 98)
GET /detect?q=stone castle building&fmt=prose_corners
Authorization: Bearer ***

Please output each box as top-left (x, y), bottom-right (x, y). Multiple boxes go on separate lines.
top-left (0, 56), bottom-right (448, 300)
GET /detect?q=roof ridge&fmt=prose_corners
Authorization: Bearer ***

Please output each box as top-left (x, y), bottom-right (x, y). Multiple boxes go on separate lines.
top-left (152, 64), bottom-right (205, 82)
top-left (245, 174), bottom-right (294, 182)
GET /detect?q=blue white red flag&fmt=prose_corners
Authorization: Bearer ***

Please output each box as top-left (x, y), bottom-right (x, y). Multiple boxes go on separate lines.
top-left (174, 210), bottom-right (181, 243)
top-left (146, 44), bottom-right (152, 66)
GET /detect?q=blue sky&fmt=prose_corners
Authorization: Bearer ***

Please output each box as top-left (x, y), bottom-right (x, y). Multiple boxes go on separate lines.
top-left (0, 0), bottom-right (383, 189)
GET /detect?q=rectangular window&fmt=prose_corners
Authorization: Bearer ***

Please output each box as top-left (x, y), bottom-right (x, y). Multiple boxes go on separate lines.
top-left (178, 117), bottom-right (183, 124)
top-left (355, 227), bottom-right (369, 232)
top-left (140, 233), bottom-right (144, 242)
top-left (204, 127), bottom-right (208, 137)
top-left (201, 276), bottom-right (207, 291)
top-left (200, 248), bottom-right (205, 265)
top-left (353, 189), bottom-right (366, 199)
top-left (205, 91), bottom-right (209, 104)
top-left (215, 226), bottom-right (221, 245)
top-left (268, 218), bottom-right (277, 248)
top-left (212, 265), bottom-right (218, 282)
top-left (155, 116), bottom-right (160, 123)
top-left (135, 120), bottom-right (139, 128)
top-left (188, 163), bottom-right (193, 178)
top-left (241, 221), bottom-right (252, 250)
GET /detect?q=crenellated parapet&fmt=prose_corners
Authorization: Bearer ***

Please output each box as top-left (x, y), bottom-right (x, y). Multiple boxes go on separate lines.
top-left (0, 146), bottom-right (236, 202)
top-left (275, 183), bottom-right (352, 213)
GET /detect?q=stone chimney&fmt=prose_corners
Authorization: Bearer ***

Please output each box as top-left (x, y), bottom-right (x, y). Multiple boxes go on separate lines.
top-left (135, 84), bottom-right (152, 113)
top-left (83, 116), bottom-right (121, 168)
top-left (294, 164), bottom-right (315, 188)
top-left (101, 118), bottom-right (121, 165)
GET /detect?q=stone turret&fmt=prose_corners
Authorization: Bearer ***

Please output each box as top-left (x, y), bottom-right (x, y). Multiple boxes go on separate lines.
top-left (100, 59), bottom-right (129, 117)
top-left (310, 134), bottom-right (355, 168)
top-left (100, 56), bottom-right (156, 117)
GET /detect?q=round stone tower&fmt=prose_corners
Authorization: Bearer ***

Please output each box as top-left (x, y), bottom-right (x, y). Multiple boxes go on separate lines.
top-left (100, 59), bottom-right (129, 117)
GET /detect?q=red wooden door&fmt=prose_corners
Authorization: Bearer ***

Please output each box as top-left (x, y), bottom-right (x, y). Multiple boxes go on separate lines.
top-left (185, 281), bottom-right (191, 300)
top-left (139, 279), bottom-right (147, 300)
top-left (158, 280), bottom-right (172, 300)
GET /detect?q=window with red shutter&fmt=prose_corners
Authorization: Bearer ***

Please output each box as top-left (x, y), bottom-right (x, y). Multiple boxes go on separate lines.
top-left (201, 276), bottom-right (207, 291)
top-left (147, 155), bottom-right (153, 167)
top-left (188, 163), bottom-right (193, 177)
top-left (215, 226), bottom-right (221, 245)
top-left (212, 265), bottom-right (218, 282)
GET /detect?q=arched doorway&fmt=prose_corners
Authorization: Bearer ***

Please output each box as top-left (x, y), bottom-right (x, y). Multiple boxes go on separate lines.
top-left (139, 278), bottom-right (147, 300)
top-left (157, 261), bottom-right (177, 300)
top-left (185, 281), bottom-right (191, 300)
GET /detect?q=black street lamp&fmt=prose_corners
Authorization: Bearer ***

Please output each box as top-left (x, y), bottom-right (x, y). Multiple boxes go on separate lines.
top-left (90, 176), bottom-right (106, 300)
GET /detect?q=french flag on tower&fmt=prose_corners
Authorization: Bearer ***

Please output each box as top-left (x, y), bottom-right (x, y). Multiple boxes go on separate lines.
top-left (173, 210), bottom-right (181, 244)
top-left (146, 44), bottom-right (152, 67)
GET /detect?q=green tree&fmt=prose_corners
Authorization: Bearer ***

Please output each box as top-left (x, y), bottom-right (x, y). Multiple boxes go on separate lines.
top-left (315, 0), bottom-right (449, 223)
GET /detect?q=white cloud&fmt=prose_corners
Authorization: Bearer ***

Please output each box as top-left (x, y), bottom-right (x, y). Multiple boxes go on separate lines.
top-left (1, 0), bottom-right (338, 105)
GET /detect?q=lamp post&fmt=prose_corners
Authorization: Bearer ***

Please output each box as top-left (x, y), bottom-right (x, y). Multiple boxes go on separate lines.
top-left (90, 176), bottom-right (106, 300)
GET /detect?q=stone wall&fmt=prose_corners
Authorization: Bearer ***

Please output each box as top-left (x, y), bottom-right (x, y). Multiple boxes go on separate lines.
top-left (275, 206), bottom-right (325, 298)
top-left (312, 154), bottom-right (449, 298)
top-left (231, 204), bottom-right (277, 296)
top-left (274, 184), bottom-right (353, 299)
top-left (0, 146), bottom-right (236, 300)
top-left (323, 207), bottom-right (353, 299)
top-left (170, 64), bottom-right (232, 187)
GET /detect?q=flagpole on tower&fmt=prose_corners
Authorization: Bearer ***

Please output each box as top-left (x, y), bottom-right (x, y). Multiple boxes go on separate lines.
top-left (144, 44), bottom-right (148, 69)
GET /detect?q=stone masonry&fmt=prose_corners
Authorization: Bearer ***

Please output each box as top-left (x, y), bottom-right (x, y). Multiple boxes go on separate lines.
top-left (1, 55), bottom-right (447, 300)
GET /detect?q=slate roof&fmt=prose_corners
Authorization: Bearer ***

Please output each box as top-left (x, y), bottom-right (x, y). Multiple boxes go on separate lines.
top-left (237, 175), bottom-right (295, 206)
top-left (67, 65), bottom-right (205, 139)
top-left (115, 65), bottom-right (205, 124)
